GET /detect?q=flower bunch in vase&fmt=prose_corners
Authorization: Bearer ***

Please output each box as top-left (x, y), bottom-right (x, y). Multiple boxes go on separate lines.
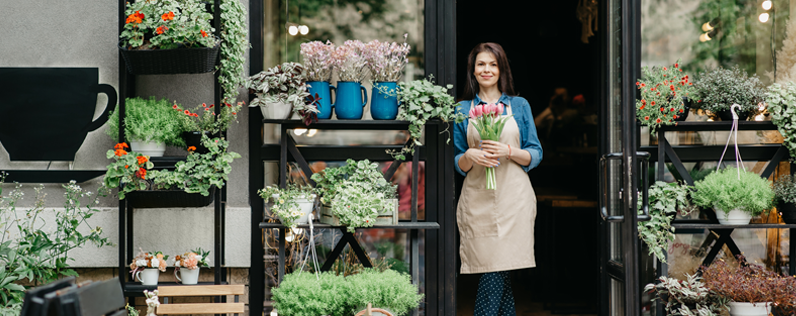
top-left (174, 248), bottom-right (210, 285)
top-left (366, 35), bottom-right (411, 120)
top-left (469, 103), bottom-right (512, 190)
top-left (332, 40), bottom-right (370, 119)
top-left (301, 41), bottom-right (336, 119)
top-left (130, 250), bottom-right (169, 286)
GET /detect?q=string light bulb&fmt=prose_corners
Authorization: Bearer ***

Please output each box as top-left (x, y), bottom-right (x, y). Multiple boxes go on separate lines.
top-left (288, 24), bottom-right (298, 35)
top-left (762, 0), bottom-right (772, 10)
top-left (699, 32), bottom-right (712, 42)
top-left (702, 22), bottom-right (715, 32)
top-left (299, 25), bottom-right (309, 35)
top-left (759, 12), bottom-right (770, 23)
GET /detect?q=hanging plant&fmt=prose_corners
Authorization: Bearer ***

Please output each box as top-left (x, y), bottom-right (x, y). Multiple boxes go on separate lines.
top-left (218, 0), bottom-right (248, 103)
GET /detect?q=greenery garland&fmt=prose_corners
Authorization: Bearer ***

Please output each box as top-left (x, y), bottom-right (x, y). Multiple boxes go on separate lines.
top-left (218, 0), bottom-right (248, 103)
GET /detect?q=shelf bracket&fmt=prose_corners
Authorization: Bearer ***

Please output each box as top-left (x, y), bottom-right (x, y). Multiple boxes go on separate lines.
top-left (319, 229), bottom-right (373, 271)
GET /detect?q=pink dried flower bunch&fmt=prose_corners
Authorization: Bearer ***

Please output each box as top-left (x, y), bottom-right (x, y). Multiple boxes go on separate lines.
top-left (332, 40), bottom-right (370, 83)
top-left (300, 40), bottom-right (335, 82)
top-left (129, 249), bottom-right (169, 273)
top-left (364, 34), bottom-right (410, 82)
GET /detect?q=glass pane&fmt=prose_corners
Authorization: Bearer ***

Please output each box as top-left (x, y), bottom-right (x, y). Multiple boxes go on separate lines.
top-left (606, 0), bottom-right (624, 263)
top-left (610, 278), bottom-right (625, 316)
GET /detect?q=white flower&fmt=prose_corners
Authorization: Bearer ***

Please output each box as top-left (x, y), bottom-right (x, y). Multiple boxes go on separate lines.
top-left (174, 261), bottom-right (181, 267)
top-left (136, 259), bottom-right (147, 267)
top-left (150, 258), bottom-right (160, 268)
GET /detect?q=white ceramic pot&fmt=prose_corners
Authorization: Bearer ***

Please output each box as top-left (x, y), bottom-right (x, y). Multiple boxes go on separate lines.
top-left (716, 208), bottom-right (753, 225)
top-left (176, 267), bottom-right (200, 285)
top-left (728, 302), bottom-right (770, 316)
top-left (272, 194), bottom-right (316, 225)
top-left (130, 139), bottom-right (166, 157)
top-left (135, 268), bottom-right (160, 286)
top-left (260, 102), bottom-right (293, 120)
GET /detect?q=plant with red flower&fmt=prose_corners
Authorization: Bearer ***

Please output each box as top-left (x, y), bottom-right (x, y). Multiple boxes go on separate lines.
top-left (173, 101), bottom-right (243, 134)
top-left (635, 59), bottom-right (695, 132)
top-left (103, 144), bottom-right (154, 200)
top-left (120, 0), bottom-right (217, 50)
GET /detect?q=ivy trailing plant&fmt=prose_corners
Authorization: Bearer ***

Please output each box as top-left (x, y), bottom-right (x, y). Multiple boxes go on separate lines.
top-left (148, 135), bottom-right (241, 196)
top-left (637, 181), bottom-right (697, 263)
top-left (644, 274), bottom-right (729, 316)
top-left (691, 167), bottom-right (774, 218)
top-left (766, 82), bottom-right (796, 159)
top-left (383, 75), bottom-right (466, 160)
top-left (107, 97), bottom-right (187, 147)
top-left (218, 0), bottom-right (248, 103)
top-left (311, 159), bottom-right (396, 206)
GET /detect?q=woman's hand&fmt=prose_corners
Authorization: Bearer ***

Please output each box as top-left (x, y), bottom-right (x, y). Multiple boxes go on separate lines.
top-left (465, 148), bottom-right (500, 168)
top-left (480, 140), bottom-right (509, 159)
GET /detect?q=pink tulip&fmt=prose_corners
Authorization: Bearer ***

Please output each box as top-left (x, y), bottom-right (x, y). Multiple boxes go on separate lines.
top-left (474, 104), bottom-right (483, 117)
top-left (487, 103), bottom-right (498, 117)
top-left (497, 103), bottom-right (505, 116)
top-left (469, 107), bottom-right (477, 120)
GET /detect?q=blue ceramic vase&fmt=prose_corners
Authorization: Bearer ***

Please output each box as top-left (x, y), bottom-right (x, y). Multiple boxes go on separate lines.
top-left (306, 81), bottom-right (335, 119)
top-left (371, 81), bottom-right (399, 120)
top-left (333, 81), bottom-right (368, 120)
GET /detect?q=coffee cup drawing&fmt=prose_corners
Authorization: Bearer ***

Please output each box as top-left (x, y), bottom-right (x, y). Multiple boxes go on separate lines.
top-left (0, 68), bottom-right (117, 161)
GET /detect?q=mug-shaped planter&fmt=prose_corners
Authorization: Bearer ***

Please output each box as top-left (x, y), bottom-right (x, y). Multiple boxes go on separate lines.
top-left (176, 267), bottom-right (200, 285)
top-left (307, 81), bottom-right (336, 119)
top-left (0, 68), bottom-right (117, 161)
top-left (716, 208), bottom-right (753, 225)
top-left (135, 268), bottom-right (160, 286)
top-left (727, 302), bottom-right (770, 316)
top-left (371, 82), bottom-right (399, 120)
top-left (130, 139), bottom-right (166, 157)
top-left (333, 81), bottom-right (368, 119)
top-left (260, 102), bottom-right (293, 120)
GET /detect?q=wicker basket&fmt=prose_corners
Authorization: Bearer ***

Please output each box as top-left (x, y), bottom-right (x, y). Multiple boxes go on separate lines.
top-left (126, 186), bottom-right (216, 208)
top-left (118, 40), bottom-right (220, 75)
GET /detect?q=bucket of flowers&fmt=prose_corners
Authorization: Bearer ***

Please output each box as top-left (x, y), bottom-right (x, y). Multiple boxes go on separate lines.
top-left (174, 248), bottom-right (210, 285)
top-left (130, 249), bottom-right (169, 286)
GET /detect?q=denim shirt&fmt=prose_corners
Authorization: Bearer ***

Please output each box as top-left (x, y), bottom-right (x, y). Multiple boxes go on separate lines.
top-left (453, 93), bottom-right (543, 176)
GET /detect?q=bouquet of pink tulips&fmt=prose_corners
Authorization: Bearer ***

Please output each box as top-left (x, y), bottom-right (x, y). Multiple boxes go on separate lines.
top-left (469, 103), bottom-right (512, 190)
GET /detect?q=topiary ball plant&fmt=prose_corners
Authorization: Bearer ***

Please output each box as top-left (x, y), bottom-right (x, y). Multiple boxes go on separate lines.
top-left (271, 271), bottom-right (348, 316)
top-left (344, 269), bottom-right (423, 316)
top-left (691, 167), bottom-right (773, 218)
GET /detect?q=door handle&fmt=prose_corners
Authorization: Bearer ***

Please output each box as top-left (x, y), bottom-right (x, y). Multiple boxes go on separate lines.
top-left (599, 151), bottom-right (651, 223)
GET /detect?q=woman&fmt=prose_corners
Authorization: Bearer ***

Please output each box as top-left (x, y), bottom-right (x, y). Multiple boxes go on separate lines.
top-left (453, 42), bottom-right (543, 316)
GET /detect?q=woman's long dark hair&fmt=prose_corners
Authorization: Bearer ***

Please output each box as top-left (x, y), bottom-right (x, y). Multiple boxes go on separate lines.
top-left (461, 42), bottom-right (516, 101)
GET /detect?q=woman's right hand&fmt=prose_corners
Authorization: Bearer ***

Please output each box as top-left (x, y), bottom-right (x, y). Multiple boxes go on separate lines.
top-left (465, 148), bottom-right (500, 168)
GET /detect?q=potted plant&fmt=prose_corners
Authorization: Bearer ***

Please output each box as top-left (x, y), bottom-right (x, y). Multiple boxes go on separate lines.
top-left (366, 36), bottom-right (410, 120)
top-left (247, 62), bottom-right (318, 121)
top-left (772, 174), bottom-right (796, 224)
top-left (702, 257), bottom-right (796, 316)
top-left (130, 250), bottom-right (169, 286)
top-left (389, 76), bottom-right (467, 160)
top-left (691, 167), bottom-right (774, 225)
top-left (644, 274), bottom-right (729, 316)
top-left (174, 101), bottom-right (242, 153)
top-left (692, 66), bottom-right (766, 121)
top-left (174, 248), bottom-right (210, 285)
top-left (258, 184), bottom-right (316, 229)
top-left (107, 97), bottom-right (187, 157)
top-left (119, 0), bottom-right (220, 75)
top-left (635, 60), bottom-right (695, 132)
top-left (331, 40), bottom-right (370, 119)
top-left (346, 269), bottom-right (423, 316)
top-left (103, 142), bottom-right (155, 200)
top-left (766, 82), bottom-right (796, 160)
top-left (271, 271), bottom-right (349, 316)
top-left (301, 41), bottom-right (336, 119)
top-left (637, 181), bottom-right (697, 263)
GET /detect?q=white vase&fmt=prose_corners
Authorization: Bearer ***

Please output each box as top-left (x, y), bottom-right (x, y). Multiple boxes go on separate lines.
top-left (716, 208), bottom-right (753, 225)
top-left (135, 268), bottom-right (160, 286)
top-left (728, 302), bottom-right (771, 316)
top-left (260, 102), bottom-right (293, 120)
top-left (272, 194), bottom-right (316, 225)
top-left (176, 267), bottom-right (200, 285)
top-left (130, 139), bottom-right (166, 157)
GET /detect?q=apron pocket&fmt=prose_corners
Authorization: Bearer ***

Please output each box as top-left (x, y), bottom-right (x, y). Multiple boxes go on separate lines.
top-left (457, 188), bottom-right (499, 238)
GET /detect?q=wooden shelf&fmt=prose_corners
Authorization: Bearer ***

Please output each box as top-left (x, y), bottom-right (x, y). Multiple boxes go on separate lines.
top-left (658, 120), bottom-right (777, 132)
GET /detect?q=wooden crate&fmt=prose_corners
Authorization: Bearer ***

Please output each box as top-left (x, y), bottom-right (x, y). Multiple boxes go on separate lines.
top-left (319, 199), bottom-right (398, 226)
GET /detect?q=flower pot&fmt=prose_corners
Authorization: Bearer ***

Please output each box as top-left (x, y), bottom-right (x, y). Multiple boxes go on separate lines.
top-left (130, 139), bottom-right (166, 157)
top-left (182, 131), bottom-right (211, 154)
top-left (126, 186), bottom-right (216, 208)
top-left (307, 81), bottom-right (336, 119)
top-left (333, 81), bottom-right (367, 119)
top-left (727, 302), bottom-right (770, 316)
top-left (716, 208), bottom-right (753, 225)
top-left (778, 202), bottom-right (796, 224)
top-left (260, 102), bottom-right (293, 120)
top-left (717, 109), bottom-right (750, 121)
top-left (135, 268), bottom-right (160, 286)
top-left (272, 194), bottom-right (316, 225)
top-left (0, 67), bottom-right (116, 161)
top-left (175, 267), bottom-right (200, 285)
top-left (371, 82), bottom-right (399, 120)
top-left (118, 39), bottom-right (220, 75)
top-left (673, 97), bottom-right (691, 122)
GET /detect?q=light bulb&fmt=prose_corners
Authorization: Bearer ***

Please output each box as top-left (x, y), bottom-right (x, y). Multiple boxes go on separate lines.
top-left (755, 114), bottom-right (765, 121)
top-left (299, 25), bottom-right (309, 35)
top-left (699, 33), bottom-right (712, 42)
top-left (288, 25), bottom-right (298, 36)
top-left (763, 0), bottom-right (772, 10)
top-left (701, 22), bottom-right (714, 32)
top-left (294, 128), bottom-right (307, 136)
top-left (307, 129), bottom-right (317, 137)
top-left (759, 13), bottom-right (770, 23)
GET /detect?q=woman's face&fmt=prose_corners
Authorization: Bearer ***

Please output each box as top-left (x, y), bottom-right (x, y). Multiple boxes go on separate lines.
top-left (474, 51), bottom-right (500, 89)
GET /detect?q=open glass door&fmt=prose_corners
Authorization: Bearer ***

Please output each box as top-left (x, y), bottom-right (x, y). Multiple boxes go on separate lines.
top-left (599, 0), bottom-right (649, 315)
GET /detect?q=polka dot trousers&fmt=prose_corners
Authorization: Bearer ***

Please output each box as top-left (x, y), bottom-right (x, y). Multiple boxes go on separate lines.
top-left (475, 271), bottom-right (516, 316)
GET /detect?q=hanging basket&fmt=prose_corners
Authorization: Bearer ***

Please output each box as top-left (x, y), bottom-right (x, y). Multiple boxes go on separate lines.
top-left (126, 186), bottom-right (216, 208)
top-left (118, 39), bottom-right (220, 75)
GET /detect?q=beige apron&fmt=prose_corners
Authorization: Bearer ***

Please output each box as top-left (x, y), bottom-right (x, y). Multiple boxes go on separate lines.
top-left (457, 100), bottom-right (537, 274)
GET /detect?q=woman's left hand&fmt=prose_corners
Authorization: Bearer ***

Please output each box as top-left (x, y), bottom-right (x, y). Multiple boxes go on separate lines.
top-left (480, 140), bottom-right (509, 159)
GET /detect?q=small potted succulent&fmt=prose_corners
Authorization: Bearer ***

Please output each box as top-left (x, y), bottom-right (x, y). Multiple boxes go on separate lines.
top-left (130, 250), bottom-right (169, 286)
top-left (644, 274), bottom-right (729, 316)
top-left (691, 168), bottom-right (774, 225)
top-left (766, 82), bottom-right (796, 160)
top-left (692, 66), bottom-right (766, 121)
top-left (773, 174), bottom-right (796, 224)
top-left (637, 181), bottom-right (697, 263)
top-left (366, 35), bottom-right (410, 120)
top-left (107, 97), bottom-right (186, 157)
top-left (635, 60), bottom-right (696, 132)
top-left (331, 40), bottom-right (370, 119)
top-left (174, 248), bottom-right (210, 285)
top-left (702, 257), bottom-right (796, 316)
top-left (301, 41), bottom-right (336, 119)
top-left (258, 184), bottom-right (316, 228)
top-left (173, 101), bottom-right (242, 153)
top-left (247, 62), bottom-right (318, 121)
